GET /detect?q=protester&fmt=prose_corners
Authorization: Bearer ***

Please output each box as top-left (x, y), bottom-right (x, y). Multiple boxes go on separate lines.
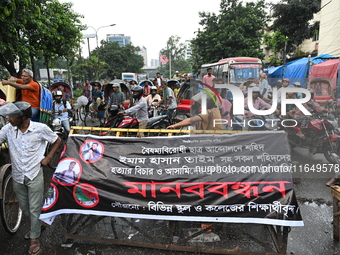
top-left (0, 101), bottom-right (61, 255)
top-left (145, 86), bottom-right (161, 106)
top-left (167, 90), bottom-right (222, 130)
top-left (202, 68), bottom-right (215, 87)
top-left (2, 69), bottom-right (40, 121)
top-left (153, 73), bottom-right (162, 87)
top-left (52, 91), bottom-right (72, 133)
top-left (119, 86), bottom-right (148, 137)
top-left (172, 71), bottom-right (181, 81)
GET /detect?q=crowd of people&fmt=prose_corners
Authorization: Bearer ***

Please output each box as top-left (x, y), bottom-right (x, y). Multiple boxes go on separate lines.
top-left (0, 68), bottom-right (336, 254)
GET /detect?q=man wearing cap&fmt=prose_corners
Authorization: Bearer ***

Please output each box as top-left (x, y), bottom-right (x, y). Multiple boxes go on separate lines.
top-left (109, 84), bottom-right (125, 109)
top-left (172, 71), bottom-right (181, 81)
top-left (293, 82), bottom-right (303, 98)
top-left (2, 69), bottom-right (41, 122)
top-left (0, 101), bottom-right (61, 255)
top-left (202, 68), bottom-right (215, 87)
top-left (277, 78), bottom-right (290, 102)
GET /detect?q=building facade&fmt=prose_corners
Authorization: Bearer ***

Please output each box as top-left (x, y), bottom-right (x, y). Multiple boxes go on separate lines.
top-left (137, 46), bottom-right (148, 66)
top-left (184, 40), bottom-right (192, 60)
top-left (150, 59), bottom-right (160, 67)
top-left (263, 0), bottom-right (340, 64)
top-left (106, 34), bottom-right (131, 47)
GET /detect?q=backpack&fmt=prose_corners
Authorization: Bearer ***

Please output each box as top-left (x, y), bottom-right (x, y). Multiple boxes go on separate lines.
top-left (53, 99), bottom-right (73, 118)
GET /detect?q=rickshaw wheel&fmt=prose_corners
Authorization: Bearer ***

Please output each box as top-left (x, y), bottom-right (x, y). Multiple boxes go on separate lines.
top-left (78, 105), bottom-right (89, 126)
top-left (0, 164), bottom-right (22, 234)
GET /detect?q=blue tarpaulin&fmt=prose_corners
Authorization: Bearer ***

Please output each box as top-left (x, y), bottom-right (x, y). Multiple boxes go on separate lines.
top-left (267, 54), bottom-right (337, 87)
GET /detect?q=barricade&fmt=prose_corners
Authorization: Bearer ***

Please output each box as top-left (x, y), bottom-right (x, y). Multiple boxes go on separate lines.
top-left (47, 127), bottom-right (294, 254)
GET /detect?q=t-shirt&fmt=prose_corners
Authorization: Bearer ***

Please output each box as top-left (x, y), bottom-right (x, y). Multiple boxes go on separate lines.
top-left (259, 79), bottom-right (270, 98)
top-left (84, 85), bottom-right (92, 100)
top-left (17, 79), bottom-right (40, 109)
top-left (174, 88), bottom-right (180, 97)
top-left (58, 170), bottom-right (77, 184)
top-left (197, 108), bottom-right (222, 130)
top-left (92, 90), bottom-right (103, 101)
top-left (163, 87), bottom-right (177, 109)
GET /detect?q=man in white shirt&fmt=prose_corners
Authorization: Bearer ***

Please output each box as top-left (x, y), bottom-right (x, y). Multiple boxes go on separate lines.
top-left (153, 72), bottom-right (163, 87)
top-left (0, 101), bottom-right (61, 255)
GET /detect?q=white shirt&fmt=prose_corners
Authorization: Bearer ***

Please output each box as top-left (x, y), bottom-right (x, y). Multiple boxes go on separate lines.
top-left (259, 79), bottom-right (270, 98)
top-left (157, 78), bottom-right (161, 86)
top-left (125, 97), bottom-right (149, 122)
top-left (0, 121), bottom-right (58, 183)
top-left (53, 100), bottom-right (71, 121)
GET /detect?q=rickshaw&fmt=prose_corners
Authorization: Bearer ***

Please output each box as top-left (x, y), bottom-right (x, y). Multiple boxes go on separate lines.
top-left (167, 79), bottom-right (180, 90)
top-left (49, 82), bottom-right (73, 102)
top-left (106, 79), bottom-right (132, 109)
top-left (74, 81), bottom-right (105, 127)
top-left (138, 80), bottom-right (153, 87)
top-left (0, 84), bottom-right (22, 234)
top-left (309, 78), bottom-right (334, 104)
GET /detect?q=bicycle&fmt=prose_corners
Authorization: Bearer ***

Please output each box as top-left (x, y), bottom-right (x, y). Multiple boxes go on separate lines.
top-left (87, 102), bottom-right (106, 127)
top-left (0, 163), bottom-right (22, 234)
top-left (76, 104), bottom-right (90, 126)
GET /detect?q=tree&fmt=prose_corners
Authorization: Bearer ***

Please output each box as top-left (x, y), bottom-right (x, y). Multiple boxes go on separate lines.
top-left (81, 56), bottom-right (108, 81)
top-left (93, 41), bottom-right (144, 80)
top-left (159, 35), bottom-right (189, 78)
top-left (0, 0), bottom-right (83, 79)
top-left (262, 30), bottom-right (289, 66)
top-left (270, 0), bottom-right (321, 54)
top-left (191, 0), bottom-right (266, 73)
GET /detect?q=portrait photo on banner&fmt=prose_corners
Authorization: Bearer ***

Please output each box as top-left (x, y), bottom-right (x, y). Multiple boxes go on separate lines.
top-left (80, 140), bottom-right (104, 163)
top-left (52, 158), bottom-right (82, 186)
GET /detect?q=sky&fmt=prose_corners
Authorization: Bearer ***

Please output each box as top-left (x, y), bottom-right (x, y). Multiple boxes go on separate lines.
top-left (61, 0), bottom-right (277, 65)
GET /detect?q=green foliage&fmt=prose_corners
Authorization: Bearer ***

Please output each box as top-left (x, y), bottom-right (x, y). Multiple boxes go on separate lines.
top-left (270, 0), bottom-right (321, 50)
top-left (159, 35), bottom-right (191, 78)
top-left (191, 0), bottom-right (266, 73)
top-left (0, 0), bottom-right (84, 77)
top-left (263, 30), bottom-right (288, 65)
top-left (160, 35), bottom-right (186, 61)
top-left (92, 41), bottom-right (144, 80)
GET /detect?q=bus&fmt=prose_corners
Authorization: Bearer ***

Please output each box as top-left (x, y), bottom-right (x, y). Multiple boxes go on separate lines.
top-left (121, 72), bottom-right (137, 82)
top-left (200, 57), bottom-right (263, 85)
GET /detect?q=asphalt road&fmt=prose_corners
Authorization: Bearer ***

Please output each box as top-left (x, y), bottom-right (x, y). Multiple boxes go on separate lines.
top-left (1, 129), bottom-right (340, 254)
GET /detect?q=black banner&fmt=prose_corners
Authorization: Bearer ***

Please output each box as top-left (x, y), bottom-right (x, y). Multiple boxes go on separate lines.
top-left (40, 131), bottom-right (303, 227)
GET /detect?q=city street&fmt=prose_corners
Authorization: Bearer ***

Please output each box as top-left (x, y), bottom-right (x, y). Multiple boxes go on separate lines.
top-left (1, 132), bottom-right (340, 255)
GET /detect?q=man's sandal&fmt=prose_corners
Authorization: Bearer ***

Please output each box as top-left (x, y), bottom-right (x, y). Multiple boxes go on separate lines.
top-left (24, 223), bottom-right (47, 240)
top-left (326, 177), bottom-right (340, 187)
top-left (28, 239), bottom-right (41, 255)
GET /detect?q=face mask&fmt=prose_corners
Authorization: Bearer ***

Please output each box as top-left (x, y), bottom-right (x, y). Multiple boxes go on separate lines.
top-left (55, 98), bottom-right (61, 103)
top-left (151, 92), bottom-right (156, 95)
top-left (133, 94), bottom-right (140, 99)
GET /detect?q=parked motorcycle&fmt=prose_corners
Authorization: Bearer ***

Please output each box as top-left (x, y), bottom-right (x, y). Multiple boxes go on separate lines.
top-left (102, 104), bottom-right (173, 136)
top-left (284, 112), bottom-right (340, 164)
